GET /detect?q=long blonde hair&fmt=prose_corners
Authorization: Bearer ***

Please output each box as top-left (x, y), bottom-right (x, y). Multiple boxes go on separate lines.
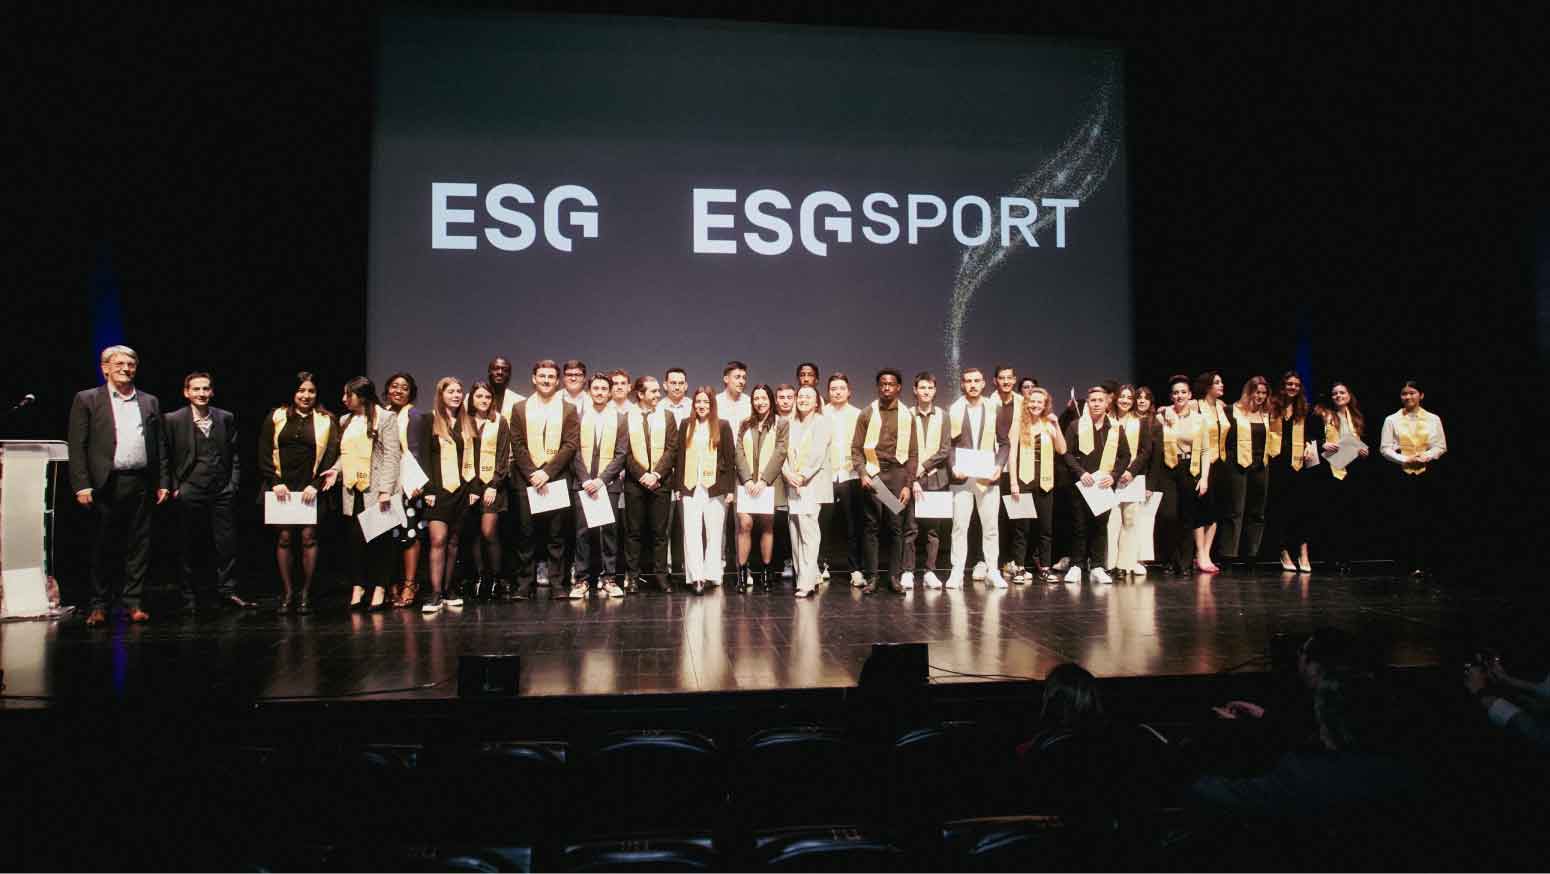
top-left (431, 376), bottom-right (475, 442)
top-left (1020, 386), bottom-right (1052, 436)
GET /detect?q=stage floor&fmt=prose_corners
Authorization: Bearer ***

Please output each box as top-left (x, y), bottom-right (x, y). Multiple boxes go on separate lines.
top-left (0, 570), bottom-right (1516, 704)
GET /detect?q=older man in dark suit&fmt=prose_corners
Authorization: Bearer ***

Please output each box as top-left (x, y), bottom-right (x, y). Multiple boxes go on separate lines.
top-left (166, 371), bottom-right (251, 612)
top-left (68, 345), bottom-right (170, 626)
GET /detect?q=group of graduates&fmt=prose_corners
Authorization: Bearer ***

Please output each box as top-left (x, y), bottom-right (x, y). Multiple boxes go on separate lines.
top-left (257, 355), bottom-right (1449, 614)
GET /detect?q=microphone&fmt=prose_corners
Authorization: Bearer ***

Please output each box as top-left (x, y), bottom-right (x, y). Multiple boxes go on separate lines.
top-left (10, 393), bottom-right (36, 411)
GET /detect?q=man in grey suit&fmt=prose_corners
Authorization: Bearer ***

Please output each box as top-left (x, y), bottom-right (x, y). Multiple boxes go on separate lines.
top-left (67, 345), bottom-right (170, 626)
top-left (165, 371), bottom-right (251, 611)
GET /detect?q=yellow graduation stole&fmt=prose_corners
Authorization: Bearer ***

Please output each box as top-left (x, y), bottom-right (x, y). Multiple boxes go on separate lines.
top-left (395, 404), bottom-right (414, 451)
top-left (950, 400), bottom-right (997, 450)
top-left (628, 407), bottom-right (668, 469)
top-left (270, 407), bottom-right (332, 480)
top-left (1232, 406), bottom-right (1272, 468)
top-left (340, 410), bottom-right (380, 493)
top-left (437, 418), bottom-right (477, 488)
top-left (1396, 408), bottom-right (1432, 475)
top-left (1162, 411), bottom-right (1205, 476)
top-left (684, 419), bottom-right (719, 489)
top-left (1119, 414), bottom-right (1142, 464)
top-left (578, 408), bottom-right (619, 477)
top-left (476, 419), bottom-right (500, 483)
top-left (1327, 411), bottom-right (1353, 481)
top-left (827, 404), bottom-right (860, 472)
top-left (861, 401), bottom-right (912, 475)
top-left (743, 420), bottom-right (777, 480)
top-left (1078, 414), bottom-right (1119, 474)
top-left (913, 407), bottom-right (942, 463)
top-left (524, 396), bottom-right (563, 466)
top-left (1015, 419), bottom-right (1056, 491)
top-left (1198, 399), bottom-right (1230, 464)
top-left (1269, 408), bottom-right (1306, 470)
top-left (496, 390), bottom-right (523, 425)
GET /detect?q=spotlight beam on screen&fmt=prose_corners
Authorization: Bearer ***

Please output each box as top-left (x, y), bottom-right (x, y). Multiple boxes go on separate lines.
top-left (946, 61), bottom-right (1122, 384)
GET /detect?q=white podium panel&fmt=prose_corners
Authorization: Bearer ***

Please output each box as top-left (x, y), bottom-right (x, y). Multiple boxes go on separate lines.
top-left (1, 441), bottom-right (69, 620)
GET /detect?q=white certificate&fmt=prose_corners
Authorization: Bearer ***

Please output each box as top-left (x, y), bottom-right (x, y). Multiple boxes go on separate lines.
top-left (357, 493), bottom-right (407, 543)
top-left (786, 485), bottom-right (819, 517)
top-left (400, 452), bottom-right (429, 498)
top-left (1114, 474), bottom-right (1147, 504)
top-left (578, 486), bottom-right (615, 528)
top-left (914, 490), bottom-right (953, 519)
top-left (264, 491), bottom-right (318, 526)
top-left (736, 482), bottom-right (776, 515)
top-left (1076, 478), bottom-right (1118, 516)
top-left (1322, 435), bottom-right (1367, 469)
top-left (1002, 493), bottom-right (1039, 519)
top-left (954, 448), bottom-right (997, 480)
top-left (868, 477), bottom-right (906, 515)
top-left (526, 479), bottom-right (572, 514)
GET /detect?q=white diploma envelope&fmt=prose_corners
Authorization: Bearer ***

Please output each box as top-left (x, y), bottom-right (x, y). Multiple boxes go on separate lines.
top-left (400, 452), bottom-right (429, 498)
top-left (526, 479), bottom-right (572, 515)
top-left (1002, 493), bottom-right (1039, 519)
top-left (954, 448), bottom-right (997, 480)
top-left (914, 490), bottom-right (953, 519)
top-left (578, 486), bottom-right (615, 528)
top-left (786, 485), bottom-right (819, 517)
top-left (736, 482), bottom-right (776, 515)
top-left (1114, 475), bottom-right (1147, 504)
top-left (357, 494), bottom-right (407, 543)
top-left (1322, 436), bottom-right (1367, 469)
top-left (264, 491), bottom-right (318, 526)
top-left (1076, 478), bottom-right (1118, 516)
top-left (868, 477), bottom-right (906, 515)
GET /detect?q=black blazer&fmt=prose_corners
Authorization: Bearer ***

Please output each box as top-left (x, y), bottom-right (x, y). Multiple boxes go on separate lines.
top-left (673, 418), bottom-right (737, 497)
top-left (164, 405), bottom-right (240, 495)
top-left (67, 385), bottom-right (170, 493)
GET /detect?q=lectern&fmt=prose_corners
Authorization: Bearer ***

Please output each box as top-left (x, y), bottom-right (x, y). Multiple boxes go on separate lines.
top-left (0, 441), bottom-right (70, 620)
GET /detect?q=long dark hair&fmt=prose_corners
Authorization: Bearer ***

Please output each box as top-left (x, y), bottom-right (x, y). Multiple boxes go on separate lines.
top-left (1274, 370), bottom-right (1308, 422)
top-left (342, 376), bottom-right (382, 439)
top-left (1041, 663), bottom-right (1103, 727)
top-left (1314, 381), bottom-right (1365, 438)
top-left (685, 386), bottom-right (721, 451)
top-left (741, 384), bottom-right (776, 437)
top-left (285, 370), bottom-right (330, 418)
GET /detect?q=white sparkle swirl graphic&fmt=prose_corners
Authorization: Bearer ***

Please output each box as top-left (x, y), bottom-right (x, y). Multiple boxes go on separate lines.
top-left (945, 63), bottom-right (1122, 384)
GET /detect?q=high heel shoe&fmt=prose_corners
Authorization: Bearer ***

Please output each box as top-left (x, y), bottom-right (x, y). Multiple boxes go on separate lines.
top-left (348, 585), bottom-right (368, 610)
top-left (276, 592), bottom-right (294, 614)
top-left (368, 586), bottom-right (388, 611)
top-left (1279, 551), bottom-right (1297, 573)
top-left (1298, 558), bottom-right (1313, 574)
top-left (393, 580), bottom-right (418, 609)
top-left (295, 592), bottom-right (312, 615)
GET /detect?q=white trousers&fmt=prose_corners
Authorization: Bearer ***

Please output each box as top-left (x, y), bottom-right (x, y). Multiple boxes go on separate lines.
top-left (950, 481), bottom-right (1000, 578)
top-left (788, 510), bottom-right (823, 591)
top-left (682, 487), bottom-right (728, 583)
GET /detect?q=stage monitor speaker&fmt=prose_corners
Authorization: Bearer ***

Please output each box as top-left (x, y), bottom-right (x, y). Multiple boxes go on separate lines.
top-left (858, 642), bottom-right (928, 691)
top-left (458, 653), bottom-right (521, 698)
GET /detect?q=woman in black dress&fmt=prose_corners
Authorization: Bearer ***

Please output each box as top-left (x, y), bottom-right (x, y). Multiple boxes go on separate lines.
top-left (256, 371), bottom-right (338, 613)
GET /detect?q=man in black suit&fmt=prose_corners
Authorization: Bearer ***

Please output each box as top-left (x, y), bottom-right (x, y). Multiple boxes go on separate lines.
top-left (67, 345), bottom-right (170, 626)
top-left (166, 371), bottom-right (251, 611)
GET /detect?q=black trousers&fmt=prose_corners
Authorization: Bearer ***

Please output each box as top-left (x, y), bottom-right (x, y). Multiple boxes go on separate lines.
top-left (176, 487), bottom-right (238, 604)
top-left (668, 493), bottom-right (686, 579)
top-left (574, 490), bottom-right (621, 583)
top-left (1273, 465), bottom-right (1317, 552)
top-left (1068, 493), bottom-right (1110, 570)
top-left (347, 491), bottom-right (399, 590)
top-left (861, 469), bottom-right (909, 582)
top-left (515, 486), bottom-right (569, 588)
top-left (623, 485), bottom-right (672, 580)
top-left (1395, 470), bottom-right (1439, 572)
top-left (1220, 464), bottom-right (1269, 560)
top-left (902, 495), bottom-right (949, 574)
top-left (1007, 486), bottom-right (1056, 570)
top-left (821, 479), bottom-right (866, 572)
top-left (89, 471), bottom-right (154, 611)
top-left (1158, 462), bottom-right (1198, 570)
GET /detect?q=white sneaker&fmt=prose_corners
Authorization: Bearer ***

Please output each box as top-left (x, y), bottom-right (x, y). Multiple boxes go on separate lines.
top-left (603, 580), bottom-right (624, 598)
top-left (1063, 567), bottom-right (1083, 583)
top-left (568, 582), bottom-right (589, 599)
top-left (783, 561), bottom-right (794, 579)
top-left (986, 569), bottom-right (1009, 589)
top-left (536, 566), bottom-right (549, 585)
top-left (900, 572), bottom-right (915, 590)
top-left (923, 571), bottom-right (944, 589)
top-left (944, 574), bottom-right (964, 589)
top-left (1130, 564), bottom-right (1148, 578)
top-left (850, 570), bottom-right (867, 588)
top-left (971, 561), bottom-right (988, 581)
top-left (420, 596), bottom-right (443, 614)
top-left (820, 562), bottom-right (830, 581)
top-left (443, 592), bottom-right (464, 607)
top-left (1090, 567), bottom-right (1113, 585)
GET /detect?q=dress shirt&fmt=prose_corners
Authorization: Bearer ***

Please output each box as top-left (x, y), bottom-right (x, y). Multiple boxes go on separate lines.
top-left (110, 386), bottom-right (148, 471)
top-left (1380, 408), bottom-right (1448, 465)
